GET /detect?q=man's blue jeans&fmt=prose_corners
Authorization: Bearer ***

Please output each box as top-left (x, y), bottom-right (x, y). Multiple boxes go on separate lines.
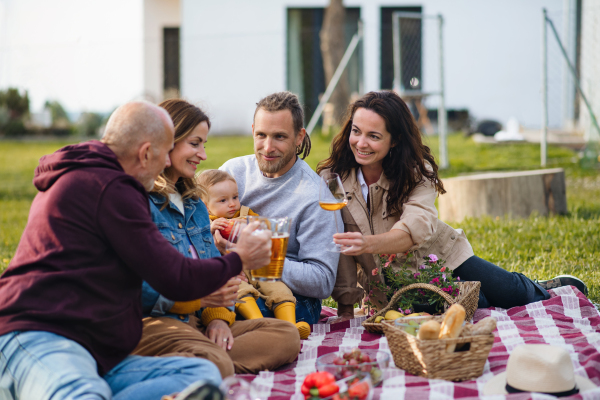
top-left (453, 256), bottom-right (551, 309)
top-left (0, 331), bottom-right (221, 400)
top-left (256, 293), bottom-right (322, 325)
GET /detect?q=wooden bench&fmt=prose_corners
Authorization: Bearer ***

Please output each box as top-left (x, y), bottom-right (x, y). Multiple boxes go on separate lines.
top-left (438, 168), bottom-right (567, 222)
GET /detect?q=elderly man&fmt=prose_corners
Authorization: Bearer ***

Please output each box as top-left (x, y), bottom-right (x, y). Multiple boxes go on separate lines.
top-left (0, 102), bottom-right (271, 400)
top-left (219, 92), bottom-right (340, 328)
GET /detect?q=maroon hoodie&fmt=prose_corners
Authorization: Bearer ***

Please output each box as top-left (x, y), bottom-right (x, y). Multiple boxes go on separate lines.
top-left (0, 140), bottom-right (242, 374)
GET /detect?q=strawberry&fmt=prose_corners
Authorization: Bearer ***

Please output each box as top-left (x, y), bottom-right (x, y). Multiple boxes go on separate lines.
top-left (348, 381), bottom-right (369, 400)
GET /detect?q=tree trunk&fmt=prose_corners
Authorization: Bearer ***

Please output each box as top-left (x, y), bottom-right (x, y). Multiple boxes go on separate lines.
top-left (320, 0), bottom-right (350, 125)
top-left (438, 168), bottom-right (568, 222)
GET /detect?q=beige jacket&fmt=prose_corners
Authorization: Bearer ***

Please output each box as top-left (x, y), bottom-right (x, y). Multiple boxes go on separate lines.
top-left (329, 168), bottom-right (474, 308)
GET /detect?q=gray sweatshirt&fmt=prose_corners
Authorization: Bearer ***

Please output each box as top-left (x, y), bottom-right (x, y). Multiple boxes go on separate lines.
top-left (220, 155), bottom-right (339, 299)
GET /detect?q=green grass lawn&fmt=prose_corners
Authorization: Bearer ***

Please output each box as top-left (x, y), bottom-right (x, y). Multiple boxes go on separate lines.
top-left (1, 134), bottom-right (599, 306)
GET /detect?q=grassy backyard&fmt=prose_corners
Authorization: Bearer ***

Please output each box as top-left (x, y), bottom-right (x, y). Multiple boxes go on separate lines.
top-left (1, 134), bottom-right (599, 306)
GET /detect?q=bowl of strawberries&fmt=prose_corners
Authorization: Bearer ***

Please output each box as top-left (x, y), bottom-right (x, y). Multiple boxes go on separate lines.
top-left (315, 349), bottom-right (389, 387)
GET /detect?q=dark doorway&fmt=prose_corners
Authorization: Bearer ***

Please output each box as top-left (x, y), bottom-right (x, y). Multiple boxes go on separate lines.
top-left (163, 27), bottom-right (180, 97)
top-left (380, 7), bottom-right (422, 90)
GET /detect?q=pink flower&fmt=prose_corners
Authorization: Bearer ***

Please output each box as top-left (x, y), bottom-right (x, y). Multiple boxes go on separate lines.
top-left (370, 309), bottom-right (375, 316)
top-left (364, 295), bottom-right (370, 301)
top-left (414, 272), bottom-right (420, 278)
top-left (398, 308), bottom-right (403, 313)
top-left (383, 261), bottom-right (391, 268)
top-left (442, 274), bottom-right (446, 281)
top-left (388, 254), bottom-right (397, 262)
top-left (419, 265), bottom-right (427, 270)
top-left (430, 277), bottom-right (440, 285)
top-left (404, 309), bottom-right (411, 314)
top-left (440, 266), bottom-right (446, 272)
top-left (428, 254), bottom-right (438, 262)
top-left (457, 276), bottom-right (461, 281)
top-left (372, 268), bottom-right (379, 276)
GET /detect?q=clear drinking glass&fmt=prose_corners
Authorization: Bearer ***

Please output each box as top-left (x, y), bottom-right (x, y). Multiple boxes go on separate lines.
top-left (246, 216), bottom-right (292, 282)
top-left (318, 172), bottom-right (348, 252)
top-left (224, 219), bottom-right (248, 255)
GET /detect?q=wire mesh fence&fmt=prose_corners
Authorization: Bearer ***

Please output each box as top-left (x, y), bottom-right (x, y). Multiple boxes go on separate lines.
top-left (543, 1), bottom-right (600, 167)
top-left (385, 10), bottom-right (447, 167)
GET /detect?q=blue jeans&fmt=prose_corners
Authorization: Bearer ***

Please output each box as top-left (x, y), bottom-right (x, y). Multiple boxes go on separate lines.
top-left (256, 294), bottom-right (322, 325)
top-left (0, 331), bottom-right (221, 400)
top-left (453, 256), bottom-right (550, 309)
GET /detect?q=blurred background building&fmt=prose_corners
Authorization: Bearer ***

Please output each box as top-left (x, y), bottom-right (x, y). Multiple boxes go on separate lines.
top-left (1, 0), bottom-right (598, 139)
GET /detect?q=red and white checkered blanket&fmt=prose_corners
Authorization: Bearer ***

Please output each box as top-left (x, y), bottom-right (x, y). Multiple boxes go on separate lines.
top-left (238, 286), bottom-right (600, 399)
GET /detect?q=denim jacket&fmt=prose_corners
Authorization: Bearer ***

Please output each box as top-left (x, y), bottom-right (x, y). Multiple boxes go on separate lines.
top-left (142, 192), bottom-right (225, 322)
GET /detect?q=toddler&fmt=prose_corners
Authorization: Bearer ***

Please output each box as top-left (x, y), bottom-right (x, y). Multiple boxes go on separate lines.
top-left (197, 169), bottom-right (311, 340)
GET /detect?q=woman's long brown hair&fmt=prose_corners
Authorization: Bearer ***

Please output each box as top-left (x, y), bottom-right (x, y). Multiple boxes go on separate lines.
top-left (151, 99), bottom-right (210, 208)
top-left (317, 91), bottom-right (445, 216)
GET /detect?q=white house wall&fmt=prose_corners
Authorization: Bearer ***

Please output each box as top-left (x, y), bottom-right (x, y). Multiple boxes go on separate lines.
top-left (143, 0), bottom-right (180, 103)
top-left (181, 0), bottom-right (287, 134)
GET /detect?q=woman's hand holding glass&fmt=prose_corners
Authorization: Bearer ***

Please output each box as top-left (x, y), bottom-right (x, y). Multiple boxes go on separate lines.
top-left (225, 220), bottom-right (272, 271)
top-left (319, 173), bottom-right (348, 252)
top-left (334, 231), bottom-right (370, 256)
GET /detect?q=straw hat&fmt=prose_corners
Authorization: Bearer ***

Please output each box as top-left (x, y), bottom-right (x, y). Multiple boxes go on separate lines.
top-left (483, 344), bottom-right (597, 396)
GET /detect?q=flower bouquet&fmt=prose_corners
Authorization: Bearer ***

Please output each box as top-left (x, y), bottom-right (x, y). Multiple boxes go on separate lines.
top-left (362, 253), bottom-right (481, 334)
top-left (365, 253), bottom-right (460, 316)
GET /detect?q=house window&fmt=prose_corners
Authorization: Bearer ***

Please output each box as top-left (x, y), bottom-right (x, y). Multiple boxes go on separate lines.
top-left (287, 7), bottom-right (361, 121)
top-left (380, 7), bottom-right (422, 90)
top-left (163, 27), bottom-right (180, 98)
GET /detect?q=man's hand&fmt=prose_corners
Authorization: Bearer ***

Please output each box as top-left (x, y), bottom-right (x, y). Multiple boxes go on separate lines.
top-left (201, 277), bottom-right (241, 308)
top-left (206, 319), bottom-right (234, 351)
top-left (210, 218), bottom-right (230, 235)
top-left (234, 221), bottom-right (272, 271)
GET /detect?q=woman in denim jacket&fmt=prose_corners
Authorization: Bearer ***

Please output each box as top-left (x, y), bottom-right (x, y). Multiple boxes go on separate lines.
top-left (131, 99), bottom-right (300, 377)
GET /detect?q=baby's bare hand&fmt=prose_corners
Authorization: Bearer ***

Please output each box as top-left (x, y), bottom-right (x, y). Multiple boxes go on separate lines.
top-left (210, 218), bottom-right (230, 235)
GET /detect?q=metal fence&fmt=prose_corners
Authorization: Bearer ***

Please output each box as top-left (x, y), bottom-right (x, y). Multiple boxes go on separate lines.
top-left (391, 12), bottom-right (447, 169)
top-left (542, 2), bottom-right (600, 167)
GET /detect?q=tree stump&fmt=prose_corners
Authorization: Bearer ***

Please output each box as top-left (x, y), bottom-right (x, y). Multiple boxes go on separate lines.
top-left (438, 168), bottom-right (567, 222)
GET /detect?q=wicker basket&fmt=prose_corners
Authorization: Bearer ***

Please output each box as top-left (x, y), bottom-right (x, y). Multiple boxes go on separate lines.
top-left (362, 281), bottom-right (480, 334)
top-left (382, 320), bottom-right (494, 381)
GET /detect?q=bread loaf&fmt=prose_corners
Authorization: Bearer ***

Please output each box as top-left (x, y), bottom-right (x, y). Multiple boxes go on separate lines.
top-left (417, 320), bottom-right (441, 340)
top-left (439, 304), bottom-right (466, 352)
top-left (472, 317), bottom-right (497, 335)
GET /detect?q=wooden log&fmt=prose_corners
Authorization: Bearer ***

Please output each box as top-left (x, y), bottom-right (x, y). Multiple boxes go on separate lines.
top-left (438, 168), bottom-right (567, 222)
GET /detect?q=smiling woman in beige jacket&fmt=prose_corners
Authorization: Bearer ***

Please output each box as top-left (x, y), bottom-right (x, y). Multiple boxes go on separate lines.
top-left (317, 91), bottom-right (586, 320)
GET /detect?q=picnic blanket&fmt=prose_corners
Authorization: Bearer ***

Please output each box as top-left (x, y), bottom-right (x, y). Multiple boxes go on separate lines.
top-left (238, 286), bottom-right (600, 399)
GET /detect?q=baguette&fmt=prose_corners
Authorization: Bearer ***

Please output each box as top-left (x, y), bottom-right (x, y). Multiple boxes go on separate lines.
top-left (417, 320), bottom-right (441, 340)
top-left (439, 304), bottom-right (466, 352)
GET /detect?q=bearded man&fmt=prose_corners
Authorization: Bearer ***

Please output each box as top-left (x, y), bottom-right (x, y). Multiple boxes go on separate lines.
top-left (219, 92), bottom-right (340, 325)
